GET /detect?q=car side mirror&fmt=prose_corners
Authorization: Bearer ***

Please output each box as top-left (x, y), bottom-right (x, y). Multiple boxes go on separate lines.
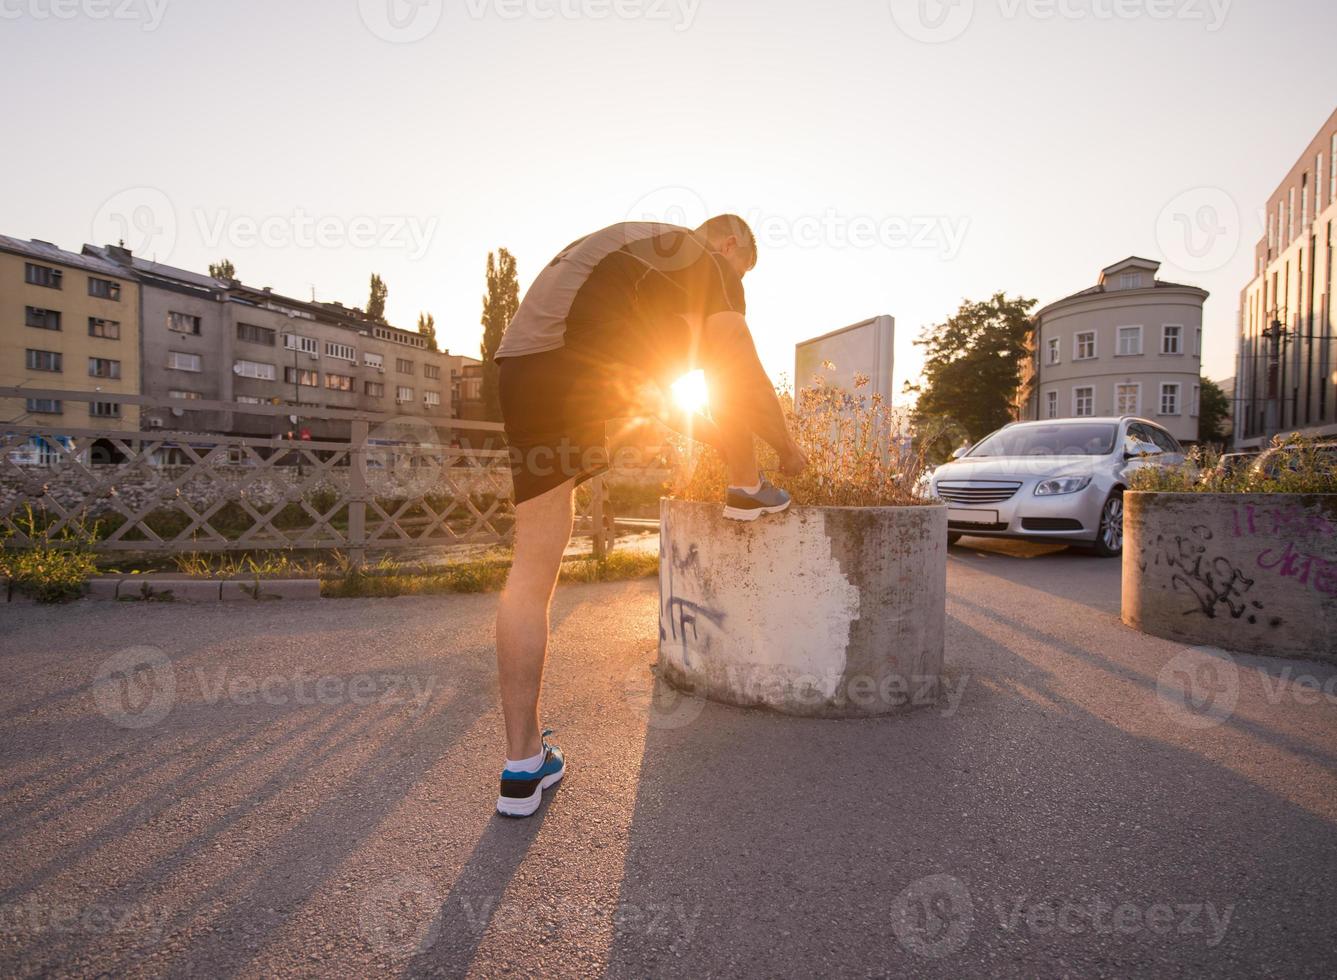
top-left (950, 445), bottom-right (970, 460)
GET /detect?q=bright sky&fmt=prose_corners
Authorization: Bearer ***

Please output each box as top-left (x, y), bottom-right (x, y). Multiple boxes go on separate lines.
top-left (3, 0), bottom-right (1334, 403)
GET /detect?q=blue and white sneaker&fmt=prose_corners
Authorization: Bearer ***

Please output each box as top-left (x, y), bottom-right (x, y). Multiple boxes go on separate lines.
top-left (723, 476), bottom-right (792, 522)
top-left (496, 729), bottom-right (565, 818)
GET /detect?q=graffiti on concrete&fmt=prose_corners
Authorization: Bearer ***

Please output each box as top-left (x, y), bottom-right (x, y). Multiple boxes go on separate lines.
top-left (1149, 526), bottom-right (1261, 621)
top-left (1232, 502), bottom-right (1337, 542)
top-left (659, 510), bottom-right (726, 668)
top-left (1255, 541), bottom-right (1337, 597)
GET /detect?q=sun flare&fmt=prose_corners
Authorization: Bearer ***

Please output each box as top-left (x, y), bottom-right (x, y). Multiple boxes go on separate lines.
top-left (671, 369), bottom-right (710, 415)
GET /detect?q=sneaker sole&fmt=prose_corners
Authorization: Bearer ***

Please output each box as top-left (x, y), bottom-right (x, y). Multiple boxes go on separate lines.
top-left (722, 499), bottom-right (792, 522)
top-left (495, 766), bottom-right (565, 818)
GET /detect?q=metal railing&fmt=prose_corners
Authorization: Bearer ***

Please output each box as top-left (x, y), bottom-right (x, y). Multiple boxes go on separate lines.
top-left (0, 388), bottom-right (616, 563)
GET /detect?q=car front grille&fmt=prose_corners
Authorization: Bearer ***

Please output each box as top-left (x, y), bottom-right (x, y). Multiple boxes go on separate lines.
top-left (935, 482), bottom-right (1022, 505)
top-left (1020, 518), bottom-right (1085, 531)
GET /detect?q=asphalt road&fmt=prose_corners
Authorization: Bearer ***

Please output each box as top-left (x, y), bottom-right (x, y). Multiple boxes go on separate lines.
top-left (2, 537), bottom-right (1335, 978)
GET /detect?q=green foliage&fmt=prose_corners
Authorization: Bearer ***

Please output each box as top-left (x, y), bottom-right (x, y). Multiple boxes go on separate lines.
top-left (906, 293), bottom-right (1037, 463)
top-left (1198, 378), bottom-right (1231, 444)
top-left (209, 258), bottom-right (237, 280)
top-left (0, 505), bottom-right (99, 603)
top-left (417, 311), bottom-right (438, 352)
top-left (1129, 436), bottom-right (1337, 494)
top-left (480, 248), bottom-right (519, 422)
top-left (366, 273), bottom-right (389, 325)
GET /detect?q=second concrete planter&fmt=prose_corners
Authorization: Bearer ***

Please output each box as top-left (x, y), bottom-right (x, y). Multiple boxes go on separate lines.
top-left (657, 498), bottom-right (947, 717)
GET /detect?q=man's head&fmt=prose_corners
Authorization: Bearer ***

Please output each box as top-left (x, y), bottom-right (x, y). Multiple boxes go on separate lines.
top-left (696, 214), bottom-right (758, 278)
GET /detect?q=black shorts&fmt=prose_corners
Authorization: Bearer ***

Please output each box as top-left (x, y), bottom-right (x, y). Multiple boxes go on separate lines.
top-left (499, 347), bottom-right (625, 505)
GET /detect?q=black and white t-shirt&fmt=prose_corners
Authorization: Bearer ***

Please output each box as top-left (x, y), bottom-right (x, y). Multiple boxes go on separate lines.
top-left (496, 222), bottom-right (746, 386)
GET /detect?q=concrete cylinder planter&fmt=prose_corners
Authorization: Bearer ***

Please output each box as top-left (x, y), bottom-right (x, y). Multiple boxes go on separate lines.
top-left (657, 499), bottom-right (947, 718)
top-left (1122, 492), bottom-right (1337, 662)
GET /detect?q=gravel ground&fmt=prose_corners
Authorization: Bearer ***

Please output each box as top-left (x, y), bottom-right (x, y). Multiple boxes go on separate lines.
top-left (1, 537), bottom-right (1335, 978)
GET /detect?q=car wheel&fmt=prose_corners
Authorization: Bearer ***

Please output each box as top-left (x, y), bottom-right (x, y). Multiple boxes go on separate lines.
top-left (947, 532), bottom-right (962, 546)
top-left (1092, 491), bottom-right (1124, 558)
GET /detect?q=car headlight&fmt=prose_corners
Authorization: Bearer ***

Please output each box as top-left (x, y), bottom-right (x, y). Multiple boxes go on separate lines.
top-left (1034, 476), bottom-right (1092, 496)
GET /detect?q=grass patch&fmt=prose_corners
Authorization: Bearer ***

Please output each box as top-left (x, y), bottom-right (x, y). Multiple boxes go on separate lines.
top-left (0, 504), bottom-right (100, 603)
top-left (321, 548), bottom-right (659, 598)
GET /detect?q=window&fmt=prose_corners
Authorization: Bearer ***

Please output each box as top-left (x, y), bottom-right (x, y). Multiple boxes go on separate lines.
top-left (1159, 383), bottom-right (1181, 415)
top-left (1161, 325), bottom-right (1182, 355)
top-left (325, 373), bottom-right (353, 392)
top-left (167, 311), bottom-right (202, 335)
top-left (1148, 426), bottom-right (1181, 454)
top-left (283, 367), bottom-right (319, 387)
top-left (1302, 173), bottom-right (1310, 230)
top-left (396, 358), bottom-right (414, 374)
top-left (25, 399), bottom-right (61, 414)
top-left (168, 389), bottom-right (202, 400)
top-left (25, 307), bottom-right (60, 330)
top-left (25, 349), bottom-right (62, 372)
top-left (1331, 134), bottom-right (1337, 209)
top-left (88, 317), bottom-right (120, 339)
top-left (396, 385), bottom-right (414, 403)
top-left (1288, 186), bottom-right (1296, 243)
top-left (88, 357), bottom-right (121, 380)
top-left (90, 402), bottom-right (121, 418)
top-left (167, 351), bottom-right (202, 372)
top-left (326, 341), bottom-right (356, 361)
top-left (88, 277), bottom-right (121, 301)
top-left (1116, 326), bottom-right (1142, 356)
top-left (424, 364), bottom-right (441, 380)
top-left (1191, 385), bottom-right (1201, 417)
top-left (1074, 331), bottom-right (1096, 360)
top-left (283, 334), bottom-right (319, 354)
top-left (1193, 326), bottom-right (1202, 357)
top-left (235, 395), bottom-right (264, 404)
top-left (1046, 338), bottom-right (1060, 365)
top-left (424, 390), bottom-right (441, 407)
top-left (1073, 386), bottom-right (1094, 417)
top-left (364, 352), bottom-right (384, 369)
top-left (364, 380), bottom-right (385, 398)
top-left (234, 359), bottom-right (276, 380)
top-left (1115, 383), bottom-right (1140, 415)
top-left (237, 322), bottom-right (276, 346)
top-left (1045, 390), bottom-right (1058, 419)
top-left (1120, 272), bottom-right (1142, 290)
top-left (25, 263), bottom-right (62, 289)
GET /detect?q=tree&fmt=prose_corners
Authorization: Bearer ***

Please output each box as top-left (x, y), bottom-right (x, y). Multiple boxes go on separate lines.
top-left (906, 292), bottom-right (1037, 462)
top-left (417, 312), bottom-right (438, 352)
top-left (1198, 377), bottom-right (1231, 445)
top-left (480, 248), bottom-right (519, 422)
top-left (209, 259), bottom-right (236, 280)
top-left (366, 274), bottom-right (388, 324)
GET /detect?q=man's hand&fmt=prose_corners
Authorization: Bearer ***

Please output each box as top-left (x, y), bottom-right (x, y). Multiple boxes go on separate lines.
top-left (779, 442), bottom-right (808, 477)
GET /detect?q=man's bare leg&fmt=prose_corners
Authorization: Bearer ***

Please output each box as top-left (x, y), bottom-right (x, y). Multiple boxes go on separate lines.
top-left (715, 406), bottom-right (761, 488)
top-left (496, 477), bottom-right (576, 761)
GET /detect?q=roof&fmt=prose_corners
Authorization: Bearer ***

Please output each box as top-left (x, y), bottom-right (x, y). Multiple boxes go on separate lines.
top-left (81, 244), bottom-right (225, 290)
top-left (0, 235), bottom-right (136, 279)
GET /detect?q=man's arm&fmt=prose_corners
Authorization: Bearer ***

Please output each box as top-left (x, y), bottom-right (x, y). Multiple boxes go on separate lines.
top-left (700, 312), bottom-right (806, 474)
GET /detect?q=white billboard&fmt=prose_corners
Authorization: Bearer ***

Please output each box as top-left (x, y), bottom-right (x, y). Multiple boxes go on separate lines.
top-left (794, 315), bottom-right (895, 402)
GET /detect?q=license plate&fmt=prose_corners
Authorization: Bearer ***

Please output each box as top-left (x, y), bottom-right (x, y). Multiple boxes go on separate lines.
top-left (948, 508), bottom-right (998, 525)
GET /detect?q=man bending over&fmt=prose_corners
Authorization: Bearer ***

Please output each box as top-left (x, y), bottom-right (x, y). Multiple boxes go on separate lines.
top-left (492, 214), bottom-right (807, 817)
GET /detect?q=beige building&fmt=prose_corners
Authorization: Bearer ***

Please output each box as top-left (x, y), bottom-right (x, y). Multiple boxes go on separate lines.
top-left (0, 236), bottom-right (141, 444)
top-left (1019, 257), bottom-right (1208, 444)
top-left (1235, 105), bottom-right (1337, 449)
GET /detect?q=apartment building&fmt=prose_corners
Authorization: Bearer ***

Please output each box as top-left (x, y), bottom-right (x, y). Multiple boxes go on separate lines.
top-left (0, 236), bottom-right (141, 444)
top-left (83, 244), bottom-right (457, 440)
top-left (1018, 257), bottom-right (1208, 444)
top-left (1235, 105), bottom-right (1337, 448)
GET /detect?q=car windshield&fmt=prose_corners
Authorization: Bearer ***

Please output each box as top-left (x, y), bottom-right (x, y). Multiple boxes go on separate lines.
top-left (967, 423), bottom-right (1118, 458)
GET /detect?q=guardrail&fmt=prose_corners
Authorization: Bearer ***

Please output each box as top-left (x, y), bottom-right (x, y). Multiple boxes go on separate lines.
top-left (0, 388), bottom-right (616, 562)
